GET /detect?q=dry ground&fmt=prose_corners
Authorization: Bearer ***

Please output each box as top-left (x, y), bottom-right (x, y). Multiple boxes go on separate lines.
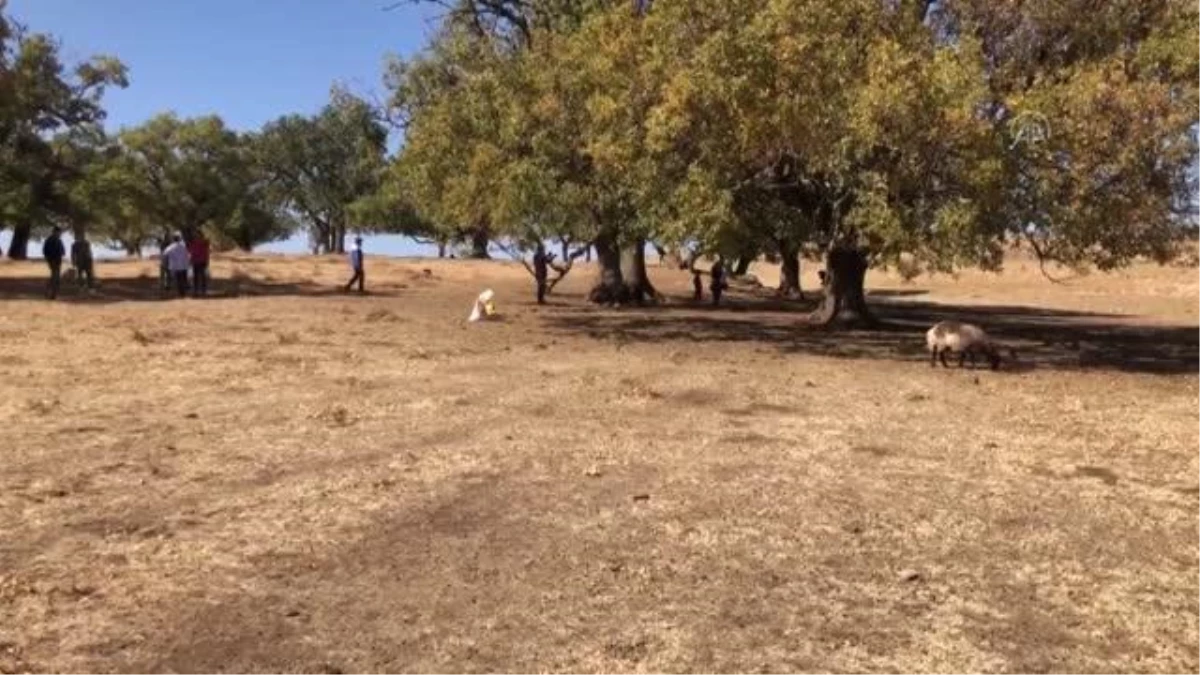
top-left (0, 251), bottom-right (1196, 673)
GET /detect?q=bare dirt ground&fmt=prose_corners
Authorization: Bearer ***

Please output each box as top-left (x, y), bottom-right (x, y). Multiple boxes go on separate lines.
top-left (0, 251), bottom-right (1196, 673)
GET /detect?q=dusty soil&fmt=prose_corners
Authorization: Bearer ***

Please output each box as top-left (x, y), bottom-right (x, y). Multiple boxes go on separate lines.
top-left (0, 251), bottom-right (1196, 673)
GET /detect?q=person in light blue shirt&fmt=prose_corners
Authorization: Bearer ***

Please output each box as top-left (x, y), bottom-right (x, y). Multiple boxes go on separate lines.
top-left (344, 236), bottom-right (365, 293)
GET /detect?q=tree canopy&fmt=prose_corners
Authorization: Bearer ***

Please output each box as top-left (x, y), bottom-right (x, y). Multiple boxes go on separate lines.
top-left (0, 0), bottom-right (1194, 322)
top-left (0, 0), bottom-right (127, 258)
top-left (387, 0), bottom-right (1198, 318)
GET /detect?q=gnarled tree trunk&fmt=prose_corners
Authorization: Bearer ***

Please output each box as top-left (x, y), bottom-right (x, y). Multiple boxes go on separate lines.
top-left (334, 223), bottom-right (347, 254)
top-left (8, 222), bottom-right (31, 260)
top-left (468, 226), bottom-right (490, 259)
top-left (621, 238), bottom-right (658, 305)
top-left (811, 245), bottom-right (874, 326)
top-left (588, 229), bottom-right (626, 304)
top-left (777, 241), bottom-right (802, 299)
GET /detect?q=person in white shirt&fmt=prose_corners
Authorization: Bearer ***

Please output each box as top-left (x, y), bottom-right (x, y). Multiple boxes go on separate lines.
top-left (163, 233), bottom-right (191, 298)
top-left (344, 236), bottom-right (365, 293)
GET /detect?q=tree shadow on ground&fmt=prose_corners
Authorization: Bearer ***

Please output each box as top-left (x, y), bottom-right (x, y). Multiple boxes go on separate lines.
top-left (541, 293), bottom-right (1198, 376)
top-left (0, 271), bottom-right (403, 304)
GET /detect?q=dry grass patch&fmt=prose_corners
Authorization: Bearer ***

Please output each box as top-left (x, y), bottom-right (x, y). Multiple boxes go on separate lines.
top-left (0, 252), bottom-right (1195, 672)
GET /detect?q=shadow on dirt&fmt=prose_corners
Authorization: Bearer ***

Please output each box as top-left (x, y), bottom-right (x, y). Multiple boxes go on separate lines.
top-left (541, 290), bottom-right (1198, 376)
top-left (0, 264), bottom-right (406, 304)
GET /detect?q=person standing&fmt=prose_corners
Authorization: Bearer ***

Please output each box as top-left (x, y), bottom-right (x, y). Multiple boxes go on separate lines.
top-left (533, 243), bottom-right (549, 304)
top-left (157, 235), bottom-right (172, 291)
top-left (187, 231), bottom-right (211, 297)
top-left (344, 236), bottom-right (365, 293)
top-left (42, 226), bottom-right (66, 300)
top-left (163, 233), bottom-right (190, 298)
top-left (710, 257), bottom-right (726, 307)
top-left (692, 270), bottom-right (703, 302)
top-left (71, 232), bottom-right (95, 290)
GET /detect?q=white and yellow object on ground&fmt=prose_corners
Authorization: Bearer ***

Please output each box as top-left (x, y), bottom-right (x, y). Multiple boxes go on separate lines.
top-left (468, 289), bottom-right (497, 322)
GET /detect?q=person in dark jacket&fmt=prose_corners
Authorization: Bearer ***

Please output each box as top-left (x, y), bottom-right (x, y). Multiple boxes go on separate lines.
top-left (692, 270), bottom-right (703, 301)
top-left (42, 227), bottom-right (66, 300)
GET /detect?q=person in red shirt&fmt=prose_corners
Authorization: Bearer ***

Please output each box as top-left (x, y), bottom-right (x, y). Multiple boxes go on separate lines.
top-left (187, 231), bottom-right (211, 297)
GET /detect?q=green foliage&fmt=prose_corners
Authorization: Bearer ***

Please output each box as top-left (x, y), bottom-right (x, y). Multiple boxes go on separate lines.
top-left (393, 0), bottom-right (1199, 277)
top-left (0, 1), bottom-right (128, 255)
top-left (118, 114), bottom-right (246, 234)
top-left (257, 88), bottom-right (389, 252)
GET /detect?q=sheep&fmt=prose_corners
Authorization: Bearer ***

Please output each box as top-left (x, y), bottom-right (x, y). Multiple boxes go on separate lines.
top-left (925, 321), bottom-right (1015, 370)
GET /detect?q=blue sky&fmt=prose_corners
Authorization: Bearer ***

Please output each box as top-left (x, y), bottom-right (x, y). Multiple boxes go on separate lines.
top-left (5, 0), bottom-right (446, 257)
top-left (7, 0), bottom-right (439, 132)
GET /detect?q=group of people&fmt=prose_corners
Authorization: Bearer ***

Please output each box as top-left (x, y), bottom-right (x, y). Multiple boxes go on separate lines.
top-left (38, 231), bottom-right (751, 306)
top-left (39, 227), bottom-right (213, 301)
top-left (41, 226), bottom-right (96, 300)
top-left (158, 231), bottom-right (211, 298)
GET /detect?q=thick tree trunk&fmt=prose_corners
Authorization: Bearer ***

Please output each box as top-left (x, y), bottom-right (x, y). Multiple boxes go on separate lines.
top-left (8, 222), bottom-right (31, 260)
top-left (621, 238), bottom-right (658, 304)
top-left (777, 242), bottom-right (802, 299)
top-left (468, 226), bottom-right (490, 259)
top-left (588, 230), bottom-right (626, 304)
top-left (334, 223), bottom-right (346, 254)
top-left (811, 246), bottom-right (874, 326)
top-left (437, 241), bottom-right (447, 258)
top-left (733, 256), bottom-right (753, 277)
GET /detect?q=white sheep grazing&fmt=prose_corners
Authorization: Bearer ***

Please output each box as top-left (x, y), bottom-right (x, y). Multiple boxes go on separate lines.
top-left (926, 321), bottom-right (1015, 370)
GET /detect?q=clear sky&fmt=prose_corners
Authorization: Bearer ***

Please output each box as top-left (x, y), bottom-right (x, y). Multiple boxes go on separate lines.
top-left (4, 0), bottom-right (445, 257)
top-left (7, 0), bottom-right (439, 132)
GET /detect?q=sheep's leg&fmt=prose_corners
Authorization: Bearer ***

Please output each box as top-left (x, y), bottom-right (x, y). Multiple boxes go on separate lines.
top-left (958, 351), bottom-right (967, 368)
top-left (967, 349), bottom-right (977, 369)
top-left (929, 347), bottom-right (938, 367)
top-left (939, 349), bottom-right (951, 368)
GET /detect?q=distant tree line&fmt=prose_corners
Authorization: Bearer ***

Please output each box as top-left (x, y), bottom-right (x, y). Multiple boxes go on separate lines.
top-left (0, 2), bottom-right (436, 260)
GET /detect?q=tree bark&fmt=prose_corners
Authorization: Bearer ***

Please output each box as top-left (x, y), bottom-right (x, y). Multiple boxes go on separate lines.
top-left (7, 222), bottom-right (31, 260)
top-left (588, 229), bottom-right (627, 304)
top-left (777, 241), bottom-right (802, 299)
top-left (467, 226), bottom-right (490, 259)
top-left (733, 256), bottom-right (753, 277)
top-left (334, 223), bottom-right (347, 254)
top-left (437, 241), bottom-right (446, 258)
top-left (621, 238), bottom-right (658, 304)
top-left (811, 245), bottom-right (874, 326)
